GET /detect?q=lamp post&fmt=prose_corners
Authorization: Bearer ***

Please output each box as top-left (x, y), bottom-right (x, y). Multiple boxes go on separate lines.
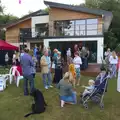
top-left (20, 32), bottom-right (25, 49)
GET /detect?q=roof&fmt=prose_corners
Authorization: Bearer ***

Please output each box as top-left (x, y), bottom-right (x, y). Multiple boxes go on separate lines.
top-left (44, 1), bottom-right (112, 16)
top-left (0, 39), bottom-right (18, 50)
top-left (44, 1), bottom-right (113, 31)
top-left (6, 10), bottom-right (48, 29)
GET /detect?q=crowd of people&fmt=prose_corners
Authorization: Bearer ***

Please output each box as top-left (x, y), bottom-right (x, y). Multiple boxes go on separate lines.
top-left (4, 45), bottom-right (119, 108)
top-left (104, 48), bottom-right (118, 78)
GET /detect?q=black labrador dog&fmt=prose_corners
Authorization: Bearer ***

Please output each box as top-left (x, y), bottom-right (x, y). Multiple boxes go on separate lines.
top-left (24, 89), bottom-right (47, 117)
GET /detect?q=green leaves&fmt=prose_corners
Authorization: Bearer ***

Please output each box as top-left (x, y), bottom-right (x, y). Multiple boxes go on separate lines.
top-left (85, 0), bottom-right (120, 49)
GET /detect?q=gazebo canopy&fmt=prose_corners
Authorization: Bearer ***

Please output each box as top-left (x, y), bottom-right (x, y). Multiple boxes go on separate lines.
top-left (0, 40), bottom-right (18, 50)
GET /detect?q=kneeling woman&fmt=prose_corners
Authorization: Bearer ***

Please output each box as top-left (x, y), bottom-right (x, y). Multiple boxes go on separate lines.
top-left (57, 72), bottom-right (77, 108)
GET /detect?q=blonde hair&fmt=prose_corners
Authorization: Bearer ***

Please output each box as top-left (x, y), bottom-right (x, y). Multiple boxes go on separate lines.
top-left (89, 79), bottom-right (95, 84)
top-left (112, 51), bottom-right (117, 59)
top-left (16, 52), bottom-right (20, 59)
top-left (69, 64), bottom-right (76, 78)
top-left (63, 72), bottom-right (70, 80)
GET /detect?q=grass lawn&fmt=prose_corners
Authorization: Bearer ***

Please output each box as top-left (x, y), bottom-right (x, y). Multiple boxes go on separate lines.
top-left (0, 72), bottom-right (120, 120)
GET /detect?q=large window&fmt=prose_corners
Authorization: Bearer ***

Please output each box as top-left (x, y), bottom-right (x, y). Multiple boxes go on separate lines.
top-left (75, 20), bottom-right (85, 36)
top-left (87, 19), bottom-right (98, 35)
top-left (64, 20), bottom-right (75, 36)
top-left (54, 18), bottom-right (102, 36)
top-left (35, 23), bottom-right (49, 37)
top-left (54, 20), bottom-right (75, 36)
top-left (20, 28), bottom-right (31, 38)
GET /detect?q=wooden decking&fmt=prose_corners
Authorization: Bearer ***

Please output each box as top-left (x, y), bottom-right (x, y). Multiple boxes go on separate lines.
top-left (37, 63), bottom-right (101, 77)
top-left (81, 64), bottom-right (101, 77)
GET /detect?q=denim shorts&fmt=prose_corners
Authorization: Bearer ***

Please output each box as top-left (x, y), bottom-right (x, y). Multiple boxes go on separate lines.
top-left (60, 91), bottom-right (77, 104)
top-left (75, 68), bottom-right (80, 79)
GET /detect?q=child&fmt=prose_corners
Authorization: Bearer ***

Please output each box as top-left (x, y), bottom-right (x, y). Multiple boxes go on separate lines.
top-left (69, 64), bottom-right (76, 88)
top-left (32, 54), bottom-right (37, 78)
top-left (82, 79), bottom-right (95, 97)
top-left (73, 52), bottom-right (82, 86)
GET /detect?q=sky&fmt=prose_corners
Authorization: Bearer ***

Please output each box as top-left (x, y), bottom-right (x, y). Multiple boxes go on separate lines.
top-left (1, 0), bottom-right (85, 18)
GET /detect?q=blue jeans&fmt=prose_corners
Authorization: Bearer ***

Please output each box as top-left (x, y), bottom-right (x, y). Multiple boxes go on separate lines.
top-left (111, 64), bottom-right (117, 78)
top-left (42, 72), bottom-right (52, 87)
top-left (75, 68), bottom-right (80, 79)
top-left (60, 91), bottom-right (77, 104)
top-left (23, 74), bottom-right (35, 95)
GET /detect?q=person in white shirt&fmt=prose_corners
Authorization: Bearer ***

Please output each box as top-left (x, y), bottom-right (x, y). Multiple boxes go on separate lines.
top-left (12, 51), bottom-right (16, 65)
top-left (66, 48), bottom-right (72, 65)
top-left (5, 52), bottom-right (9, 67)
top-left (66, 48), bottom-right (71, 57)
top-left (109, 51), bottom-right (118, 78)
top-left (105, 48), bottom-right (111, 58)
top-left (73, 51), bottom-right (82, 86)
top-left (104, 48), bottom-right (111, 64)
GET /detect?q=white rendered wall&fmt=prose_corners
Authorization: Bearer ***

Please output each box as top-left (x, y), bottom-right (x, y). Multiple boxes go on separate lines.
top-left (9, 42), bottom-right (30, 49)
top-left (43, 37), bottom-right (104, 64)
top-left (31, 15), bottom-right (49, 37)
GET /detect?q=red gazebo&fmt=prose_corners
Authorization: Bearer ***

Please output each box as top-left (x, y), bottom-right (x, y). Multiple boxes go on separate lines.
top-left (0, 40), bottom-right (18, 50)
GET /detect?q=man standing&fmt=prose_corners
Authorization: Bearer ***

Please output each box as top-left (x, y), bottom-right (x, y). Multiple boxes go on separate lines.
top-left (40, 50), bottom-right (53, 89)
top-left (66, 48), bottom-right (72, 65)
top-left (5, 52), bottom-right (9, 67)
top-left (20, 49), bottom-right (35, 96)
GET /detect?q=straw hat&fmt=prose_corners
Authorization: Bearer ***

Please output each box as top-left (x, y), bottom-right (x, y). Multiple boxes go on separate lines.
top-left (53, 49), bottom-right (58, 52)
top-left (57, 51), bottom-right (61, 55)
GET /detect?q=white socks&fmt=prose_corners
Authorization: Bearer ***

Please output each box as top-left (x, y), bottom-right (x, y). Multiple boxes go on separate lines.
top-left (61, 100), bottom-right (65, 107)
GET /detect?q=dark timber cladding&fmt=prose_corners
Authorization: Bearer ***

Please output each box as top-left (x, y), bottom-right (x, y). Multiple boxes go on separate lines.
top-left (44, 1), bottom-right (113, 31)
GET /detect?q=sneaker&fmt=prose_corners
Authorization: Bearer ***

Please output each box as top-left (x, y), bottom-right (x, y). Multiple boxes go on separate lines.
top-left (61, 100), bottom-right (65, 108)
top-left (45, 86), bottom-right (48, 89)
top-left (49, 85), bottom-right (53, 88)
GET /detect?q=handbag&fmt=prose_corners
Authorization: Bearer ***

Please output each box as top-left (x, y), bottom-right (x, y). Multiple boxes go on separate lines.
top-left (52, 63), bottom-right (55, 69)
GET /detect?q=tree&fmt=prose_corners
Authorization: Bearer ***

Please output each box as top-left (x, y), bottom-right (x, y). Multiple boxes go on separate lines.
top-left (0, 14), bottom-right (18, 24)
top-left (0, 0), bottom-right (4, 14)
top-left (0, 0), bottom-right (5, 15)
top-left (0, 1), bottom-right (18, 40)
top-left (43, 7), bottom-right (49, 13)
top-left (85, 0), bottom-right (120, 49)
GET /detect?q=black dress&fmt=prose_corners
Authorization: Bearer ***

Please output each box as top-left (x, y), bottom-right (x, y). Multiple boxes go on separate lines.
top-left (53, 57), bottom-right (63, 84)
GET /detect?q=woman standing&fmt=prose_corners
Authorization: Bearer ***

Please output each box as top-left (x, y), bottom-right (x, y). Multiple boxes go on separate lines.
top-left (109, 51), bottom-right (118, 78)
top-left (105, 48), bottom-right (111, 68)
top-left (36, 48), bottom-right (41, 68)
top-left (53, 51), bottom-right (63, 84)
top-left (73, 52), bottom-right (82, 86)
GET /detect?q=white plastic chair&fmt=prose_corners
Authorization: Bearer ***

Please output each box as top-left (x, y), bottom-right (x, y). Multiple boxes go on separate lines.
top-left (8, 66), bottom-right (17, 84)
top-left (8, 66), bottom-right (23, 87)
top-left (15, 69), bottom-right (23, 87)
top-left (0, 75), bottom-right (9, 91)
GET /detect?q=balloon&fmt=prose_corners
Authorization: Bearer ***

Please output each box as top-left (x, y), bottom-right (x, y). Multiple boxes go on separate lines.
top-left (19, 0), bottom-right (21, 4)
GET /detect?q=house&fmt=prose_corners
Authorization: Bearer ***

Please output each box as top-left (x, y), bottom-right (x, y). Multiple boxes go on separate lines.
top-left (5, 1), bottom-right (113, 63)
